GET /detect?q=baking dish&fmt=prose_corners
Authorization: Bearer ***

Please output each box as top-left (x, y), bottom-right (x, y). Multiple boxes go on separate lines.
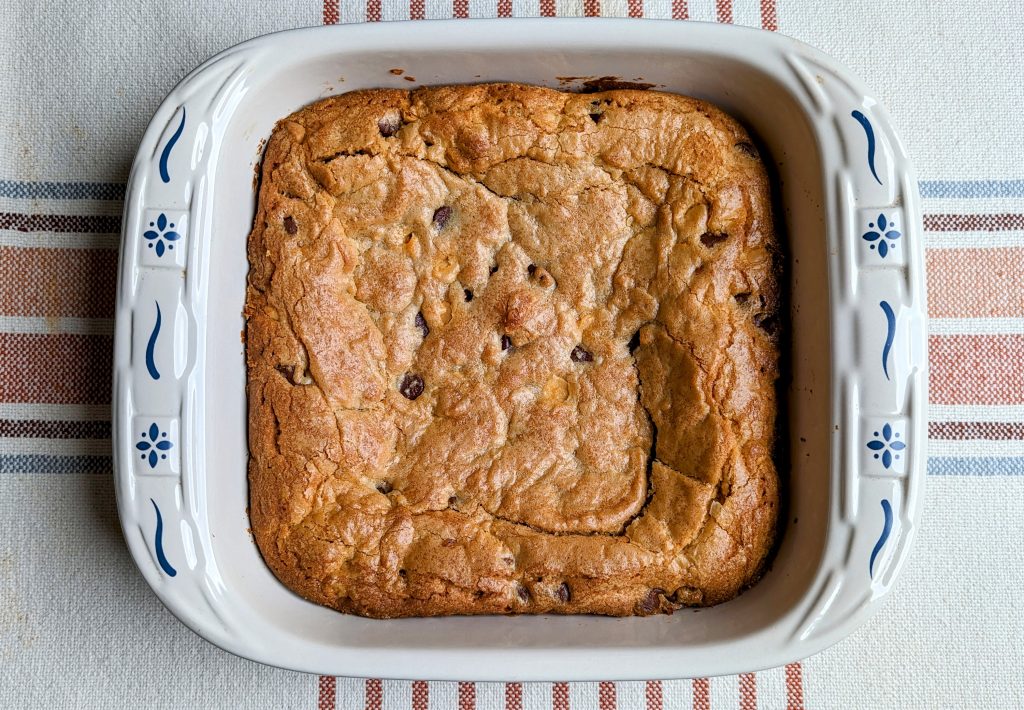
top-left (112, 18), bottom-right (927, 680)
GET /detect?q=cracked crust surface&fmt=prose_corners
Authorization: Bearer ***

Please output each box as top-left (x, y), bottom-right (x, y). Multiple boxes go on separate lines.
top-left (245, 83), bottom-right (780, 618)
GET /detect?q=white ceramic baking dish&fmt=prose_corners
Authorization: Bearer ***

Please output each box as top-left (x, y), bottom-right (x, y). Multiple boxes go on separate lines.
top-left (113, 18), bottom-right (927, 680)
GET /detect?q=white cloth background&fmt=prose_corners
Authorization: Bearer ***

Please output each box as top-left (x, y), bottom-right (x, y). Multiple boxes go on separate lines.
top-left (2, 1), bottom-right (1023, 707)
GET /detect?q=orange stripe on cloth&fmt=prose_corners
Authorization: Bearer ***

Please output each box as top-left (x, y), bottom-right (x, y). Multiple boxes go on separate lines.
top-left (411, 681), bottom-right (428, 710)
top-left (761, 0), bottom-right (778, 30)
top-left (454, 0), bottom-right (469, 18)
top-left (599, 681), bottom-right (616, 710)
top-left (553, 682), bottom-right (570, 710)
top-left (692, 678), bottom-right (710, 710)
top-left (927, 248), bottom-right (1024, 318)
top-left (458, 681), bottom-right (475, 710)
top-left (0, 333), bottom-right (111, 404)
top-left (739, 673), bottom-right (757, 710)
top-left (366, 0), bottom-right (381, 22)
top-left (322, 0), bottom-right (338, 24)
top-left (540, 0), bottom-right (556, 17)
top-left (930, 334), bottom-right (1024, 404)
top-left (645, 681), bottom-right (663, 710)
top-left (584, 0), bottom-right (601, 16)
top-left (785, 662), bottom-right (805, 710)
top-left (497, 0), bottom-right (512, 17)
top-left (716, 0), bottom-right (732, 23)
top-left (628, 0), bottom-right (643, 17)
top-left (316, 676), bottom-right (335, 710)
top-left (365, 679), bottom-right (382, 710)
top-left (0, 247), bottom-right (116, 318)
top-left (505, 682), bottom-right (523, 710)
top-left (672, 0), bottom-right (688, 19)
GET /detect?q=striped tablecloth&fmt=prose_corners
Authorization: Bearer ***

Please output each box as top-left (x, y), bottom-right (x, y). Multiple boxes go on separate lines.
top-left (2, 2), bottom-right (1022, 708)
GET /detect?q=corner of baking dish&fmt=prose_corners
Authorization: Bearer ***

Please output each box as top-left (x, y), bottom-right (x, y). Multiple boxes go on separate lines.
top-left (112, 19), bottom-right (926, 678)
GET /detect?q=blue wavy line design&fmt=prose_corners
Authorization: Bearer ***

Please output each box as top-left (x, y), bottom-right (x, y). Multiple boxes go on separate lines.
top-left (869, 498), bottom-right (893, 579)
top-left (145, 301), bottom-right (161, 380)
top-left (150, 498), bottom-right (177, 577)
top-left (158, 108), bottom-right (186, 184)
top-left (880, 301), bottom-right (896, 381)
top-left (851, 110), bottom-right (882, 185)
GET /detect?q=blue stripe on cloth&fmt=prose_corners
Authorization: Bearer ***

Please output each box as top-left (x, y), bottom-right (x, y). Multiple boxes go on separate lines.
top-left (927, 457), bottom-right (1024, 476)
top-left (0, 180), bottom-right (125, 201)
top-left (918, 180), bottom-right (1024, 199)
top-left (0, 455), bottom-right (111, 474)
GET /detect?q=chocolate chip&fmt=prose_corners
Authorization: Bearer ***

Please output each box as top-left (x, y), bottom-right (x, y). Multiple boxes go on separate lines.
top-left (274, 364), bottom-right (295, 381)
top-left (399, 372), bottom-right (424, 400)
top-left (734, 292), bottom-right (751, 305)
top-left (283, 216), bottom-right (297, 234)
top-left (503, 556), bottom-right (515, 566)
top-left (415, 312), bottom-right (429, 338)
top-left (501, 334), bottom-right (512, 351)
top-left (589, 112), bottom-right (602, 122)
top-left (398, 569), bottom-right (407, 578)
top-left (448, 495), bottom-right (458, 507)
top-left (464, 289), bottom-right (474, 302)
top-left (753, 313), bottom-right (778, 335)
top-left (517, 585), bottom-right (530, 602)
top-left (735, 141), bottom-right (758, 158)
top-left (489, 264), bottom-right (499, 275)
top-left (432, 205), bottom-right (452, 229)
top-left (570, 345), bottom-right (593, 363)
top-left (375, 481), bottom-right (393, 494)
top-left (699, 232), bottom-right (728, 248)
top-left (627, 331), bottom-right (641, 354)
top-left (474, 590), bottom-right (484, 598)
top-left (443, 538), bottom-right (456, 547)
top-left (556, 582), bottom-right (571, 603)
top-left (378, 115), bottom-right (401, 137)
top-left (639, 588), bottom-right (664, 614)
top-left (527, 263), bottom-right (536, 275)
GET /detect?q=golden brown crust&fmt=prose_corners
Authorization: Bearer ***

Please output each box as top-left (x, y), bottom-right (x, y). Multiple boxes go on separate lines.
top-left (246, 83), bottom-right (780, 618)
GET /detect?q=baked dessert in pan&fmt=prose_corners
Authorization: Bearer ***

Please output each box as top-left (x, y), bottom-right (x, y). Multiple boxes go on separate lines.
top-left (245, 83), bottom-right (780, 618)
